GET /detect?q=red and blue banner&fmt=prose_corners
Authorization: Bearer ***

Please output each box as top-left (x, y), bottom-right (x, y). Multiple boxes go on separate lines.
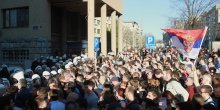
top-left (163, 27), bottom-right (207, 59)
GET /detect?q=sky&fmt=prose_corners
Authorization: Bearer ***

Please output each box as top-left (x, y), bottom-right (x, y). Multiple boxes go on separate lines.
top-left (123, 0), bottom-right (179, 40)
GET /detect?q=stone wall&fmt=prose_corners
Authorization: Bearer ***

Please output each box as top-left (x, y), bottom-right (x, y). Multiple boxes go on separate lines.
top-left (0, 40), bottom-right (51, 68)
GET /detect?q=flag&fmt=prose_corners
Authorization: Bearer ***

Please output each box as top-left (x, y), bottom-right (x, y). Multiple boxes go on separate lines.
top-left (163, 27), bottom-right (207, 59)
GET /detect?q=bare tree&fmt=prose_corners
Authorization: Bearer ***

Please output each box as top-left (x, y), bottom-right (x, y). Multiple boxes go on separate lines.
top-left (122, 26), bottom-right (134, 50)
top-left (172, 0), bottom-right (219, 29)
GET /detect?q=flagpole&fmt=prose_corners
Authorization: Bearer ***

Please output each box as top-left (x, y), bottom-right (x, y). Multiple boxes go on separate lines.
top-left (193, 26), bottom-right (208, 65)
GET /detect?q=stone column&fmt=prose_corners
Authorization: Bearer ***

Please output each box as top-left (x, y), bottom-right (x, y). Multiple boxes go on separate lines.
top-left (118, 15), bottom-right (123, 53)
top-left (111, 11), bottom-right (116, 53)
top-left (101, 4), bottom-right (107, 56)
top-left (87, 0), bottom-right (95, 58)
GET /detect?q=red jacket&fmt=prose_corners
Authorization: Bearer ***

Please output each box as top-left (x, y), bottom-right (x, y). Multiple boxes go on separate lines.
top-left (186, 85), bottom-right (195, 102)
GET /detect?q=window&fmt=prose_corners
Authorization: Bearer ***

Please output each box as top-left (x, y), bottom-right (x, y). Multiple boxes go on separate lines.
top-left (97, 29), bottom-right (100, 34)
top-left (2, 49), bottom-right (29, 62)
top-left (3, 7), bottom-right (29, 28)
top-left (97, 20), bottom-right (100, 25)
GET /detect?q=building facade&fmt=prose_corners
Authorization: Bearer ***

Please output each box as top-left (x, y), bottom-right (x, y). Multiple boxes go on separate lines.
top-left (123, 21), bottom-right (145, 50)
top-left (94, 17), bottom-right (111, 37)
top-left (200, 4), bottom-right (220, 49)
top-left (0, 0), bottom-right (123, 67)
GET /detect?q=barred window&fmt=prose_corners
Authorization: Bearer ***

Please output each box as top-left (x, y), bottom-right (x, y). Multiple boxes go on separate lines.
top-left (3, 7), bottom-right (29, 28)
top-left (2, 49), bottom-right (29, 61)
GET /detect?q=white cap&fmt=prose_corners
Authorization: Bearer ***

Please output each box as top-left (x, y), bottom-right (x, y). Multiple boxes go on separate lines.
top-left (73, 57), bottom-right (79, 65)
top-left (42, 71), bottom-right (50, 76)
top-left (108, 52), bottom-right (115, 56)
top-left (55, 63), bottom-right (60, 67)
top-left (51, 66), bottom-right (57, 70)
top-left (58, 69), bottom-right (63, 74)
top-left (1, 64), bottom-right (7, 68)
top-left (63, 54), bottom-right (67, 58)
top-left (32, 74), bottom-right (41, 80)
top-left (35, 65), bottom-right (42, 71)
top-left (68, 61), bottom-right (73, 65)
top-left (51, 71), bottom-right (57, 75)
top-left (1, 78), bottom-right (9, 82)
top-left (26, 78), bottom-right (32, 84)
top-left (0, 84), bottom-right (6, 94)
top-left (59, 57), bottom-right (63, 60)
top-left (68, 58), bottom-right (73, 62)
top-left (81, 58), bottom-right (85, 62)
top-left (1, 78), bottom-right (10, 87)
top-left (59, 60), bottom-right (63, 64)
top-left (52, 59), bottom-right (57, 63)
top-left (65, 62), bottom-right (73, 69)
top-left (72, 54), bottom-right (77, 58)
top-left (12, 71), bottom-right (25, 81)
top-left (65, 64), bottom-right (70, 69)
top-left (41, 60), bottom-right (46, 63)
top-left (42, 65), bottom-right (47, 69)
top-left (49, 56), bottom-right (53, 60)
top-left (25, 69), bottom-right (33, 74)
top-left (45, 67), bottom-right (51, 72)
top-left (56, 56), bottom-right (59, 59)
top-left (14, 68), bottom-right (23, 73)
top-left (116, 61), bottom-right (123, 65)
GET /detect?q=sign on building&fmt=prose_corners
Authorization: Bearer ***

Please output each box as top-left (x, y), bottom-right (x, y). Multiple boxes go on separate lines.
top-left (94, 37), bottom-right (100, 52)
top-left (146, 36), bottom-right (155, 49)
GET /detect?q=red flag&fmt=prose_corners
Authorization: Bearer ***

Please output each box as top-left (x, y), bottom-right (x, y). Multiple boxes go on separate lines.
top-left (162, 28), bottom-right (206, 43)
top-left (162, 27), bottom-right (207, 59)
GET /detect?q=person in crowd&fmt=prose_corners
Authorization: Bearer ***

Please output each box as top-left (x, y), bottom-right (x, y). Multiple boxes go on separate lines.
top-left (0, 47), bottom-right (219, 110)
top-left (185, 77), bottom-right (196, 102)
top-left (199, 59), bottom-right (210, 72)
top-left (125, 86), bottom-right (140, 110)
top-left (83, 80), bottom-right (99, 110)
top-left (213, 74), bottom-right (220, 85)
top-left (14, 79), bottom-right (34, 109)
top-left (201, 74), bottom-right (212, 87)
top-left (35, 97), bottom-right (48, 110)
top-left (143, 89), bottom-right (160, 109)
top-left (213, 84), bottom-right (220, 110)
top-left (191, 93), bottom-right (204, 110)
top-left (163, 69), bottom-right (189, 102)
top-left (163, 90), bottom-right (179, 109)
top-left (200, 85), bottom-right (216, 109)
top-left (111, 76), bottom-right (121, 93)
top-left (115, 88), bottom-right (126, 108)
top-left (48, 89), bottom-right (65, 110)
top-left (0, 65), bottom-right (10, 80)
top-left (154, 69), bottom-right (164, 92)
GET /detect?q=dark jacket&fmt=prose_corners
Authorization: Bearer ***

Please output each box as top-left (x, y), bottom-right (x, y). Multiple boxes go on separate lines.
top-left (14, 87), bottom-right (33, 108)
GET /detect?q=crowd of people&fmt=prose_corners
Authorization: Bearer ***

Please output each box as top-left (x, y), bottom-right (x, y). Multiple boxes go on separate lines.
top-left (0, 47), bottom-right (220, 110)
